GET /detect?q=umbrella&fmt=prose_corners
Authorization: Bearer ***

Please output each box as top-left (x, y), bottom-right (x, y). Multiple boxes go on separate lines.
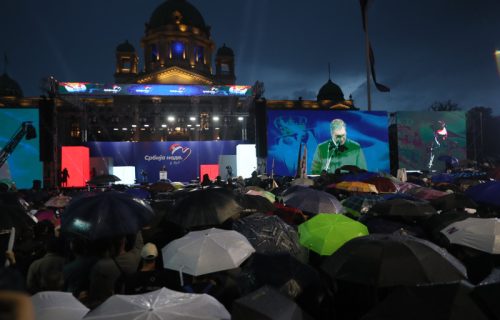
top-left (87, 174), bottom-right (121, 185)
top-left (0, 204), bottom-right (35, 233)
top-left (246, 189), bottom-right (276, 203)
top-left (320, 234), bottom-right (467, 287)
top-left (44, 194), bottom-right (72, 208)
top-left (335, 181), bottom-right (379, 193)
top-left (337, 172), bottom-right (379, 182)
top-left (32, 291), bottom-right (89, 320)
top-left (368, 198), bottom-right (437, 219)
top-left (472, 279), bottom-right (500, 319)
top-left (124, 188), bottom-right (150, 199)
top-left (280, 185), bottom-right (311, 198)
top-left (232, 286), bottom-right (310, 320)
top-left (341, 194), bottom-right (385, 218)
top-left (364, 177), bottom-right (398, 193)
top-left (60, 192), bottom-right (155, 239)
top-left (236, 194), bottom-right (276, 213)
top-left (290, 177), bottom-right (315, 187)
top-left (84, 287), bottom-right (230, 320)
top-left (162, 228), bottom-right (255, 278)
top-left (394, 181), bottom-right (421, 193)
top-left (149, 181), bottom-right (174, 193)
top-left (284, 189), bottom-right (344, 214)
top-left (441, 218), bottom-right (500, 254)
top-left (430, 173), bottom-right (457, 184)
top-left (422, 210), bottom-right (471, 244)
top-left (362, 281), bottom-right (488, 320)
top-left (406, 186), bottom-right (448, 201)
top-left (298, 214), bottom-right (369, 256)
top-left (358, 215), bottom-right (426, 238)
top-left (232, 213), bottom-right (308, 262)
top-left (168, 188), bottom-right (242, 229)
top-left (465, 181), bottom-right (500, 207)
top-left (430, 193), bottom-right (477, 212)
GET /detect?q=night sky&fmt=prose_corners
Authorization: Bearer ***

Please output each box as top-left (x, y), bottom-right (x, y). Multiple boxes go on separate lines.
top-left (1, 0), bottom-right (500, 113)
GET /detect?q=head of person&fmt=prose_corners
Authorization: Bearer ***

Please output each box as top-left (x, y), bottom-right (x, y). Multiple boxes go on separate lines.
top-left (330, 119), bottom-right (347, 147)
top-left (141, 242), bottom-right (158, 263)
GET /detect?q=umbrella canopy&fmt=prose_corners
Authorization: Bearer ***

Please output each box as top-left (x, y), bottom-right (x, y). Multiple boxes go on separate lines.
top-left (84, 287), bottom-right (230, 320)
top-left (149, 181), bottom-right (174, 193)
top-left (290, 177), bottom-right (315, 187)
top-left (60, 192), bottom-right (154, 239)
top-left (232, 286), bottom-right (310, 320)
top-left (124, 188), bottom-right (150, 200)
top-left (233, 213), bottom-right (307, 262)
top-left (32, 291), bottom-right (89, 320)
top-left (280, 185), bottom-right (311, 198)
top-left (321, 234), bottom-right (467, 287)
top-left (465, 181), bottom-right (500, 207)
top-left (430, 193), bottom-right (477, 212)
top-left (362, 281), bottom-right (488, 320)
top-left (298, 214), bottom-right (368, 256)
top-left (0, 204), bottom-right (35, 233)
top-left (284, 189), bottom-right (344, 214)
top-left (162, 228), bottom-right (255, 277)
top-left (44, 195), bottom-right (72, 208)
top-left (441, 218), bottom-right (500, 254)
top-left (246, 189), bottom-right (276, 203)
top-left (421, 210), bottom-right (471, 244)
top-left (394, 181), bottom-right (421, 193)
top-left (472, 279), bottom-right (500, 319)
top-left (87, 174), bottom-right (121, 185)
top-left (368, 198), bottom-right (437, 219)
top-left (335, 181), bottom-right (379, 194)
top-left (168, 188), bottom-right (242, 229)
top-left (341, 194), bottom-right (385, 218)
top-left (359, 215), bottom-right (426, 238)
top-left (364, 177), bottom-right (398, 193)
top-left (406, 187), bottom-right (448, 201)
top-left (236, 194), bottom-right (276, 214)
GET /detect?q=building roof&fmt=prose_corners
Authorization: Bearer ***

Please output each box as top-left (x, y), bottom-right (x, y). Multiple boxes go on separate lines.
top-left (116, 40), bottom-right (135, 53)
top-left (148, 0), bottom-right (207, 31)
top-left (0, 73), bottom-right (23, 98)
top-left (216, 44), bottom-right (234, 57)
top-left (317, 79), bottom-right (344, 103)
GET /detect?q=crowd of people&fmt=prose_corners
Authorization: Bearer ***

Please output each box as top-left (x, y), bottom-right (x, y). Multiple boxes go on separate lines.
top-left (0, 162), bottom-right (500, 319)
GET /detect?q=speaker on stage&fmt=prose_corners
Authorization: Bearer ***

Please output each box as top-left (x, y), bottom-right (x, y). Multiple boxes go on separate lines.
top-left (39, 97), bottom-right (54, 162)
top-left (254, 98), bottom-right (267, 158)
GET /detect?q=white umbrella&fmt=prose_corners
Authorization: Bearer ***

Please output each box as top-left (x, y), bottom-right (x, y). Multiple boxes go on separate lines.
top-left (32, 291), bottom-right (89, 320)
top-left (44, 195), bottom-right (72, 208)
top-left (441, 217), bottom-right (500, 254)
top-left (163, 228), bottom-right (255, 283)
top-left (84, 287), bottom-right (230, 320)
top-left (290, 177), bottom-right (314, 187)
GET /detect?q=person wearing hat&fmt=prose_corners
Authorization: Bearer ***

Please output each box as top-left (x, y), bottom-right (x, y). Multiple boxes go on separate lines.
top-left (124, 243), bottom-right (177, 294)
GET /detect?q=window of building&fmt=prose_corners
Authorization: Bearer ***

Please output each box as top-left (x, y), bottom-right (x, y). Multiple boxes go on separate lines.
top-left (195, 46), bottom-right (204, 63)
top-left (121, 58), bottom-right (131, 72)
top-left (151, 44), bottom-right (159, 61)
top-left (221, 63), bottom-right (231, 75)
top-left (70, 122), bottom-right (80, 138)
top-left (171, 41), bottom-right (185, 59)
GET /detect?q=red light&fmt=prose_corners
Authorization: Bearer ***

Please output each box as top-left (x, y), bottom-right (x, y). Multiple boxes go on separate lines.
top-left (61, 146), bottom-right (90, 187)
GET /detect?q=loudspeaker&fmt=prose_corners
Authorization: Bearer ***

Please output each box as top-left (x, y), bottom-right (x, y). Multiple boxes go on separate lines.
top-left (254, 98), bottom-right (267, 157)
top-left (38, 97), bottom-right (54, 162)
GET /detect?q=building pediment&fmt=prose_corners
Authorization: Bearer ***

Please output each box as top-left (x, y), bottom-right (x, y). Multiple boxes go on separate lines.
top-left (136, 66), bottom-right (213, 85)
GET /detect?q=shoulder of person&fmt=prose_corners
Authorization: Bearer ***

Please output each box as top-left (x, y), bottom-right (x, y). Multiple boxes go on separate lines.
top-left (345, 139), bottom-right (361, 148)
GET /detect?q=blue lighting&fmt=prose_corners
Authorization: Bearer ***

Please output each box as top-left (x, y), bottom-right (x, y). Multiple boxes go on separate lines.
top-left (172, 41), bottom-right (184, 57)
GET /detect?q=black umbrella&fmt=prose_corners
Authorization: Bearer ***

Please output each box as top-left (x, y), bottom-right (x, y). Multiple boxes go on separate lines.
top-left (421, 210), bottom-right (471, 245)
top-left (87, 174), bottom-right (121, 185)
top-left (362, 281), bottom-right (488, 320)
top-left (358, 215), bottom-right (426, 238)
top-left (471, 274), bottom-right (500, 319)
top-left (60, 191), bottom-right (154, 239)
top-left (167, 188), bottom-right (242, 229)
top-left (321, 234), bottom-right (467, 287)
top-left (0, 204), bottom-right (34, 234)
top-left (281, 185), bottom-right (311, 198)
top-left (232, 285), bottom-right (311, 320)
top-left (430, 193), bottom-right (478, 212)
top-left (236, 194), bottom-right (276, 214)
top-left (233, 214), bottom-right (307, 262)
top-left (368, 198), bottom-right (437, 219)
top-left (284, 189), bottom-right (344, 214)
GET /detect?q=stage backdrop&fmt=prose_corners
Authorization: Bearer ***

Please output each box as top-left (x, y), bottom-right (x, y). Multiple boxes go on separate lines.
top-left (397, 111), bottom-right (466, 171)
top-left (266, 110), bottom-right (389, 176)
top-left (85, 141), bottom-right (243, 182)
top-left (0, 108), bottom-right (42, 189)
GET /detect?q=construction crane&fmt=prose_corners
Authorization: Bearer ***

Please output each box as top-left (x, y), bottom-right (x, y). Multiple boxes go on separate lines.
top-left (0, 122), bottom-right (37, 169)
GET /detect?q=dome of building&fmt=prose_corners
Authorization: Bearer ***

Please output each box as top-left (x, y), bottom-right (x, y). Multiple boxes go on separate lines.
top-left (216, 44), bottom-right (234, 57)
top-left (148, 0), bottom-right (207, 31)
top-left (0, 73), bottom-right (23, 98)
top-left (317, 79), bottom-right (344, 103)
top-left (116, 40), bottom-right (135, 52)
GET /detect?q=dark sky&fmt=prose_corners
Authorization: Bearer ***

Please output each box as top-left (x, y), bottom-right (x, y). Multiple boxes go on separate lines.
top-left (1, 0), bottom-right (500, 113)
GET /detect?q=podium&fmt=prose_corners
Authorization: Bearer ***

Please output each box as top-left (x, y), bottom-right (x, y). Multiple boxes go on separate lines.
top-left (159, 170), bottom-right (168, 181)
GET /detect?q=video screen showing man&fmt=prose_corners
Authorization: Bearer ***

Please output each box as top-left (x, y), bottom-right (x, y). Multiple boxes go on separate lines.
top-left (311, 119), bottom-right (367, 174)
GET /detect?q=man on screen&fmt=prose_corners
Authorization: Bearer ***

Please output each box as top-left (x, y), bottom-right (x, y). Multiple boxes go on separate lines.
top-left (311, 119), bottom-right (367, 174)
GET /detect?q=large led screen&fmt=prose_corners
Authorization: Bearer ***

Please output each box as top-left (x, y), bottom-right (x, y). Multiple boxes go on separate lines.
top-left (0, 108), bottom-right (42, 189)
top-left (397, 111), bottom-right (466, 171)
top-left (267, 110), bottom-right (389, 176)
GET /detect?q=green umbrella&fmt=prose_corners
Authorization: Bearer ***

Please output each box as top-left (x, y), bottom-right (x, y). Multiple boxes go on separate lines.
top-left (298, 214), bottom-right (368, 256)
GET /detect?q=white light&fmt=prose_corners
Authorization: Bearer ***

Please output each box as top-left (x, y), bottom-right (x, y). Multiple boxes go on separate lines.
top-left (122, 128), bottom-right (127, 131)
top-left (140, 128), bottom-right (146, 131)
top-left (238, 116), bottom-right (244, 121)
top-left (131, 124), bottom-right (137, 128)
top-left (97, 130), bottom-right (101, 134)
top-left (113, 128), bottom-right (118, 131)
top-left (168, 116), bottom-right (175, 122)
top-left (144, 124), bottom-right (149, 127)
top-left (187, 124), bottom-right (192, 127)
top-left (213, 116), bottom-right (220, 121)
top-left (189, 117), bottom-right (196, 121)
top-left (190, 128), bottom-right (194, 130)
top-left (237, 144), bottom-right (257, 179)
top-left (161, 124), bottom-right (167, 128)
top-left (215, 127), bottom-right (220, 130)
top-left (195, 124), bottom-right (200, 127)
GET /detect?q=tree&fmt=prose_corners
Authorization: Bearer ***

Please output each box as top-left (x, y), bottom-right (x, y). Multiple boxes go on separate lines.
top-left (428, 100), bottom-right (461, 111)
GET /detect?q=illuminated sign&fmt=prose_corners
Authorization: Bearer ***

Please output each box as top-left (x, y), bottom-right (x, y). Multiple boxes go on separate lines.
top-left (58, 83), bottom-right (253, 97)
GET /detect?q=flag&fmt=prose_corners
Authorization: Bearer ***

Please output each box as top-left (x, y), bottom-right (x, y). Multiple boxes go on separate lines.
top-left (300, 144), bottom-right (307, 179)
top-left (359, 0), bottom-right (390, 93)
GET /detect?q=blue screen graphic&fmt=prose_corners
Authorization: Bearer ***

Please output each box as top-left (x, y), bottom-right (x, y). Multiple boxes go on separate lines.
top-left (0, 108), bottom-right (43, 189)
top-left (267, 110), bottom-right (389, 176)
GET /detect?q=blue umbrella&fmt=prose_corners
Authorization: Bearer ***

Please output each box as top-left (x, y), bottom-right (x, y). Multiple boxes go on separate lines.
top-left (465, 181), bottom-right (500, 207)
top-left (61, 191), bottom-right (155, 239)
top-left (125, 187), bottom-right (151, 200)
